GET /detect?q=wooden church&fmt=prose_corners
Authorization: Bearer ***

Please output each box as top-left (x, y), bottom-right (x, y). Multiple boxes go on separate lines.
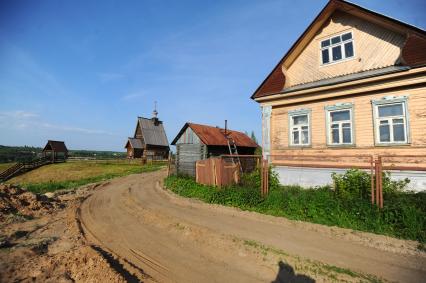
top-left (125, 108), bottom-right (170, 160)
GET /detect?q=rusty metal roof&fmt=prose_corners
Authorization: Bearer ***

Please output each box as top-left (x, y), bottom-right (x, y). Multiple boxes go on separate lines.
top-left (125, 138), bottom-right (143, 149)
top-left (171, 123), bottom-right (258, 148)
top-left (43, 140), bottom-right (68, 152)
top-left (136, 117), bottom-right (169, 147)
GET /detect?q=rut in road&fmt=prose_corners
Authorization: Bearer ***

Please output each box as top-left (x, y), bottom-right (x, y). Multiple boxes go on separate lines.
top-left (78, 170), bottom-right (426, 283)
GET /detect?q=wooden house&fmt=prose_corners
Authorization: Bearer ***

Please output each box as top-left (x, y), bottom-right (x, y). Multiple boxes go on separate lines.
top-left (171, 123), bottom-right (258, 176)
top-left (42, 140), bottom-right (68, 161)
top-left (125, 110), bottom-right (170, 160)
top-left (252, 0), bottom-right (426, 190)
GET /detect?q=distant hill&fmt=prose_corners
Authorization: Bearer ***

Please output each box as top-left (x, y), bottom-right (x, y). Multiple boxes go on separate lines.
top-left (0, 145), bottom-right (126, 163)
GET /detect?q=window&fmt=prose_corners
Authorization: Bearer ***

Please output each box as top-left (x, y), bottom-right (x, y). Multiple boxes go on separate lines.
top-left (320, 32), bottom-right (354, 65)
top-left (326, 104), bottom-right (354, 146)
top-left (288, 110), bottom-right (311, 146)
top-left (373, 98), bottom-right (409, 144)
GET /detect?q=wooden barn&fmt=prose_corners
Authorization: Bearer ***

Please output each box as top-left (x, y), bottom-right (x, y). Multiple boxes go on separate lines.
top-left (125, 110), bottom-right (170, 160)
top-left (42, 140), bottom-right (68, 161)
top-left (171, 122), bottom-right (258, 176)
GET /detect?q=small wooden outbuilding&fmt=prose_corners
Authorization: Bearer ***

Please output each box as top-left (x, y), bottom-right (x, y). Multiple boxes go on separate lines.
top-left (171, 123), bottom-right (258, 176)
top-left (42, 140), bottom-right (68, 161)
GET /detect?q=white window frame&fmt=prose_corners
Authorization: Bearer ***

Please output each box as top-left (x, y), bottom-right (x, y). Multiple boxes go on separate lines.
top-left (325, 104), bottom-right (355, 146)
top-left (372, 97), bottom-right (410, 145)
top-left (288, 109), bottom-right (311, 147)
top-left (319, 31), bottom-right (355, 66)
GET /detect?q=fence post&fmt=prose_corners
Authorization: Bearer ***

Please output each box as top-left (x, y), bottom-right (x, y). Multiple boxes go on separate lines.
top-left (378, 156), bottom-right (383, 209)
top-left (370, 155), bottom-right (375, 205)
top-left (167, 152), bottom-right (172, 177)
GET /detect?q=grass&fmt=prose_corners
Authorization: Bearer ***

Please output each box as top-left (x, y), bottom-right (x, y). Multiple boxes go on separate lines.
top-left (7, 161), bottom-right (164, 194)
top-left (238, 238), bottom-right (383, 282)
top-left (164, 175), bottom-right (426, 243)
top-left (0, 162), bottom-right (16, 172)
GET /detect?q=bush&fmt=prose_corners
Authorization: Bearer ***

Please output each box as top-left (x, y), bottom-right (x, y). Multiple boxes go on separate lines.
top-left (331, 169), bottom-right (410, 201)
top-left (240, 166), bottom-right (280, 191)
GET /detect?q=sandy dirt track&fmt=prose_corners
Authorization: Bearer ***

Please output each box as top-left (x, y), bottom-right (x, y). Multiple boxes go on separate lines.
top-left (79, 169), bottom-right (426, 282)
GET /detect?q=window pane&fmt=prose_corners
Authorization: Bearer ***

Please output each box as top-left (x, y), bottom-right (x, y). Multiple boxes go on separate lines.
top-left (342, 33), bottom-right (352, 41)
top-left (331, 123), bottom-right (339, 129)
top-left (331, 110), bottom-right (350, 122)
top-left (344, 42), bottom-right (354, 58)
top-left (379, 125), bottom-right (390, 142)
top-left (378, 104), bottom-right (403, 117)
top-left (302, 130), bottom-right (309, 144)
top-left (321, 39), bottom-right (330, 47)
top-left (331, 36), bottom-right (341, 44)
top-left (332, 129), bottom-right (339, 143)
top-left (292, 115), bottom-right (308, 126)
top-left (322, 49), bottom-right (330, 64)
top-left (393, 124), bottom-right (405, 142)
top-left (342, 122), bottom-right (351, 128)
top-left (393, 118), bottom-right (404, 124)
top-left (293, 131), bottom-right (299, 144)
top-left (343, 127), bottom-right (351, 143)
top-left (332, 46), bottom-right (342, 61)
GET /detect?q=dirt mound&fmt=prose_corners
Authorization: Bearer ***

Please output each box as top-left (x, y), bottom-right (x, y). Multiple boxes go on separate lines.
top-left (0, 184), bottom-right (64, 222)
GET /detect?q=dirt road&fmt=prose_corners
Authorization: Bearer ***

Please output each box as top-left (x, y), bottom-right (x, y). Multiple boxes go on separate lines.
top-left (79, 170), bottom-right (426, 282)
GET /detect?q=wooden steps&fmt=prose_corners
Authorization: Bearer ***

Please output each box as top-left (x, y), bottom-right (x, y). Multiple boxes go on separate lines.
top-left (0, 156), bottom-right (64, 182)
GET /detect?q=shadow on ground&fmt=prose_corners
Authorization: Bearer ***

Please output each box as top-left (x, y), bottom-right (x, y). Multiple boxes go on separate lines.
top-left (272, 260), bottom-right (315, 283)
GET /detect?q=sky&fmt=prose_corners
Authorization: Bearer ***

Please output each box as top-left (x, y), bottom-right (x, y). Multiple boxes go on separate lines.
top-left (0, 0), bottom-right (425, 151)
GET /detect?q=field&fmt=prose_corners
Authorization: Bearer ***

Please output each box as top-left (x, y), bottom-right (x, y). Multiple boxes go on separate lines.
top-left (0, 163), bottom-right (16, 172)
top-left (6, 161), bottom-right (165, 193)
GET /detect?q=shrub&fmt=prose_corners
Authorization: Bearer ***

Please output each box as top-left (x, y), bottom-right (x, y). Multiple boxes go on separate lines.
top-left (331, 169), bottom-right (410, 201)
top-left (240, 166), bottom-right (280, 191)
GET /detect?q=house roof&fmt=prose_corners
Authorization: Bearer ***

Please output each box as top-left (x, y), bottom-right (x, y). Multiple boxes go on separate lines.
top-left (125, 138), bottom-right (143, 149)
top-left (43, 140), bottom-right (68, 152)
top-left (251, 0), bottom-right (426, 100)
top-left (171, 123), bottom-right (259, 148)
top-left (136, 117), bottom-right (169, 147)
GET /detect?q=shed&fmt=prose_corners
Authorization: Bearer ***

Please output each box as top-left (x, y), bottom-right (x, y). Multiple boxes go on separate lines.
top-left (171, 123), bottom-right (258, 176)
top-left (125, 110), bottom-right (170, 160)
top-left (42, 140), bottom-right (68, 161)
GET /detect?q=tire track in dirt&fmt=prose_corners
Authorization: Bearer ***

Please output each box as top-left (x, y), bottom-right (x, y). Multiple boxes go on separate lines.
top-left (78, 169), bottom-right (426, 283)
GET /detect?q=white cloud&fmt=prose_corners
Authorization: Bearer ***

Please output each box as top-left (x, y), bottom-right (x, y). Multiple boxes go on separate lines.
top-left (97, 72), bottom-right (125, 83)
top-left (0, 110), bottom-right (117, 136)
top-left (122, 91), bottom-right (144, 101)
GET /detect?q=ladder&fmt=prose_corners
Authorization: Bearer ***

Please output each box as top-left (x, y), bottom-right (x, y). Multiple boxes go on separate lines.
top-left (226, 135), bottom-right (243, 173)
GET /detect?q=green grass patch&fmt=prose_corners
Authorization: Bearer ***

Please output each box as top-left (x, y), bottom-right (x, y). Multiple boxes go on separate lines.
top-left (165, 175), bottom-right (426, 243)
top-left (18, 164), bottom-right (163, 194)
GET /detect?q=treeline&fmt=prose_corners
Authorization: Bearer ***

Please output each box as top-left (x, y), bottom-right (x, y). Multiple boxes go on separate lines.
top-left (0, 145), bottom-right (126, 163)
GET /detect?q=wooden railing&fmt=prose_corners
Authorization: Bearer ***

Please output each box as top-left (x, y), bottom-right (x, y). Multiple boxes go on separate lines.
top-left (0, 156), bottom-right (56, 181)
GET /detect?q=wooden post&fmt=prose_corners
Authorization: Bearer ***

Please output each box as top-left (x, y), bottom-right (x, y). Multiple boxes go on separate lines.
top-left (378, 157), bottom-right (383, 209)
top-left (167, 152), bottom-right (172, 177)
top-left (370, 155), bottom-right (375, 205)
top-left (260, 159), bottom-right (264, 196)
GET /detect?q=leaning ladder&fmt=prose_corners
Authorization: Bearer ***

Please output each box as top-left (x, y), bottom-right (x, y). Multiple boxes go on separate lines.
top-left (226, 136), bottom-right (243, 173)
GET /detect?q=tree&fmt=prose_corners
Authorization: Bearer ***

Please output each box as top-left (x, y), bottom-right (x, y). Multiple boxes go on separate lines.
top-left (250, 131), bottom-right (258, 144)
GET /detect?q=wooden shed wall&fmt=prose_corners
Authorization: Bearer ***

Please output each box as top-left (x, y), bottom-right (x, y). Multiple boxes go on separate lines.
top-left (285, 10), bottom-right (405, 87)
top-left (270, 85), bottom-right (426, 157)
top-left (176, 144), bottom-right (207, 176)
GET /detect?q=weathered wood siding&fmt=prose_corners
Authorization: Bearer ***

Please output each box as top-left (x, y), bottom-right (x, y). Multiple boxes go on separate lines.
top-left (176, 144), bottom-right (207, 176)
top-left (175, 127), bottom-right (200, 144)
top-left (285, 10), bottom-right (405, 87)
top-left (270, 85), bottom-right (426, 157)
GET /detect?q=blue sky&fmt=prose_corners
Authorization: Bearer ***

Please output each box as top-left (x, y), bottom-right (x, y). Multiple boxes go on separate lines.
top-left (0, 0), bottom-right (425, 151)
